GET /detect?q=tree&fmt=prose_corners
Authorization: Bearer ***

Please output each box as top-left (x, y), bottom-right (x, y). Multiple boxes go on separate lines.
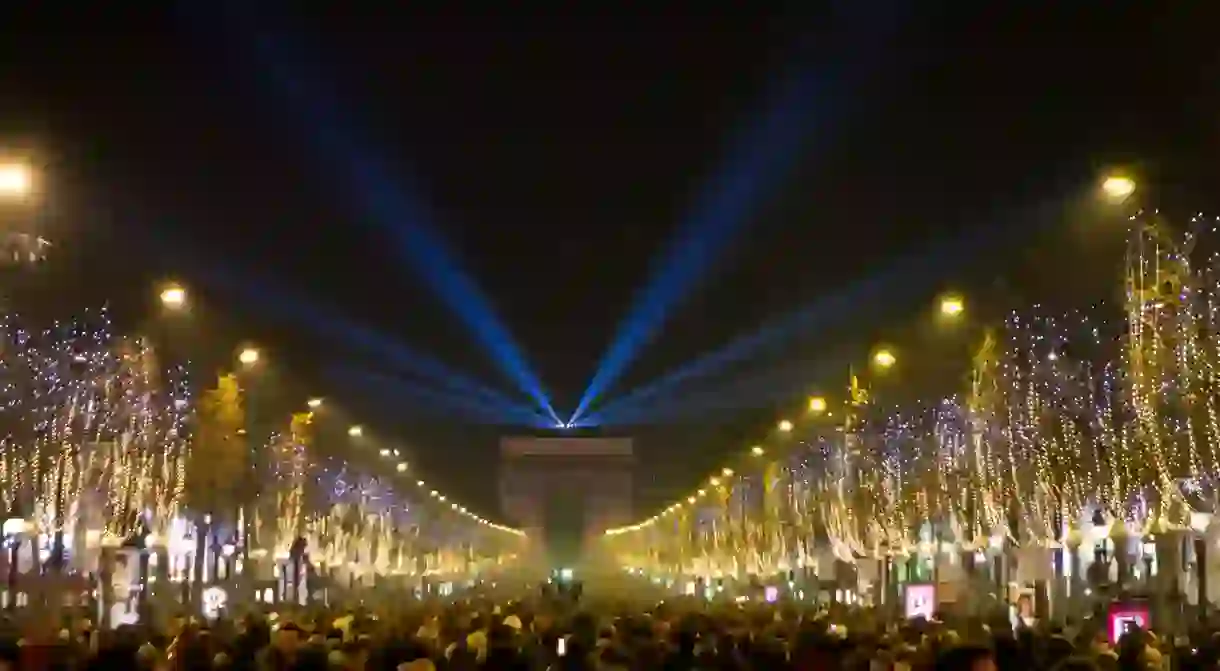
top-left (185, 373), bottom-right (245, 604)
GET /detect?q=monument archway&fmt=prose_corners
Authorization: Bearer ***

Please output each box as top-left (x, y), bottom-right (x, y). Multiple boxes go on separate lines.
top-left (499, 437), bottom-right (632, 571)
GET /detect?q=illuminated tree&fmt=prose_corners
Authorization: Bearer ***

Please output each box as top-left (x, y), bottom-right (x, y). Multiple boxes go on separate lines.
top-left (185, 373), bottom-right (245, 603)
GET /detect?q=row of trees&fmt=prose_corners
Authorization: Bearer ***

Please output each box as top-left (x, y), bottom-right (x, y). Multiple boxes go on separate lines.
top-left (0, 308), bottom-right (520, 598)
top-left (605, 213), bottom-right (1220, 580)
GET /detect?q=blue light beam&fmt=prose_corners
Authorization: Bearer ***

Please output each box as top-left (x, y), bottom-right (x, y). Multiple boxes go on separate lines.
top-left (588, 353), bottom-right (842, 426)
top-left (233, 24), bottom-right (558, 425)
top-left (331, 367), bottom-right (552, 428)
top-left (594, 201), bottom-right (1055, 425)
top-left (569, 3), bottom-right (911, 425)
top-left (185, 258), bottom-right (529, 415)
top-left (568, 70), bottom-right (824, 424)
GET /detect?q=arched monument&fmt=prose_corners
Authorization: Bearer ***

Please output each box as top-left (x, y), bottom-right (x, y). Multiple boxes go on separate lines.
top-left (499, 436), bottom-right (632, 571)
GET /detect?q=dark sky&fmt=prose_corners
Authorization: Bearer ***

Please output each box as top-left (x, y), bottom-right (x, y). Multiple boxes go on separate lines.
top-left (1, 4), bottom-right (1218, 519)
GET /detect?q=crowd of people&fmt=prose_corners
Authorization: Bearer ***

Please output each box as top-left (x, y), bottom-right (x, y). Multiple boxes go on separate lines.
top-left (2, 590), bottom-right (1217, 670)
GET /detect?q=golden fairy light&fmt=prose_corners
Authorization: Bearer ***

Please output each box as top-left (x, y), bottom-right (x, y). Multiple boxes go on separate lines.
top-left (602, 236), bottom-right (1220, 584)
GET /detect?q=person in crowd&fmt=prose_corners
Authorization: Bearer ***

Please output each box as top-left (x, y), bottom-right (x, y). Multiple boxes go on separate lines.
top-left (8, 590), bottom-right (1212, 671)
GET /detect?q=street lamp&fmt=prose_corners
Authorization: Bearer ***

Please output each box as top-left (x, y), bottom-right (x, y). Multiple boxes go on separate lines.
top-left (238, 347), bottom-right (260, 366)
top-left (0, 163), bottom-right (31, 199)
top-left (347, 425), bottom-right (363, 438)
top-left (307, 397), bottom-right (323, 409)
top-left (939, 295), bottom-right (965, 318)
top-left (808, 396), bottom-right (828, 414)
top-left (778, 419), bottom-right (794, 432)
top-left (751, 446), bottom-right (765, 457)
top-left (1102, 175), bottom-right (1136, 202)
top-left (872, 348), bottom-right (897, 370)
top-left (159, 284), bottom-right (187, 310)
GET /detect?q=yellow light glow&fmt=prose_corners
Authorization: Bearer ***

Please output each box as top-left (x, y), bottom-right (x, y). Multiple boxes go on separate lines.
top-left (347, 425), bottom-right (363, 438)
top-left (687, 496), bottom-right (696, 504)
top-left (778, 419), bottom-right (794, 432)
top-left (307, 397), bottom-right (323, 409)
top-left (0, 163), bottom-right (32, 197)
top-left (238, 347), bottom-right (260, 366)
top-left (721, 467), bottom-right (734, 477)
top-left (939, 295), bottom-right (965, 317)
top-left (751, 446), bottom-right (765, 457)
top-left (159, 284), bottom-right (187, 309)
top-left (808, 396), bottom-right (827, 413)
top-left (396, 462), bottom-right (408, 472)
top-left (873, 348), bottom-right (896, 369)
top-left (1102, 175), bottom-right (1136, 200)
top-left (709, 477), bottom-right (721, 486)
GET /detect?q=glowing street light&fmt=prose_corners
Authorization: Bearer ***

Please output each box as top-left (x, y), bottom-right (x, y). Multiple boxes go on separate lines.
top-left (237, 347), bottom-right (260, 366)
top-left (1102, 175), bottom-right (1136, 201)
top-left (778, 419), bottom-right (794, 432)
top-left (159, 284), bottom-right (187, 310)
top-left (721, 467), bottom-right (734, 477)
top-left (872, 348), bottom-right (897, 370)
top-left (396, 462), bottom-right (408, 473)
top-left (808, 396), bottom-right (828, 414)
top-left (751, 445), bottom-right (765, 457)
top-left (0, 163), bottom-right (32, 198)
top-left (347, 425), bottom-right (363, 438)
top-left (939, 295), bottom-right (965, 318)
top-left (307, 397), bottom-right (323, 409)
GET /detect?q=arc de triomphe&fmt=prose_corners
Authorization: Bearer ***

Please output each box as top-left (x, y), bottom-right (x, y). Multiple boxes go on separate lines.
top-left (499, 436), bottom-right (633, 568)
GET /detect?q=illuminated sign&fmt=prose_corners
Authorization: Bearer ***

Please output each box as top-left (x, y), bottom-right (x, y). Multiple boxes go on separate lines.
top-left (1108, 603), bottom-right (1150, 643)
top-left (905, 584), bottom-right (936, 620)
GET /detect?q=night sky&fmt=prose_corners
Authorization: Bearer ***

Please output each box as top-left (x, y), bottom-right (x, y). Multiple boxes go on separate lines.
top-left (1, 5), bottom-right (1217, 520)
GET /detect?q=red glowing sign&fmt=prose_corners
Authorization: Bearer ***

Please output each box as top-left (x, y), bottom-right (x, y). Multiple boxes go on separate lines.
top-left (1107, 603), bottom-right (1150, 643)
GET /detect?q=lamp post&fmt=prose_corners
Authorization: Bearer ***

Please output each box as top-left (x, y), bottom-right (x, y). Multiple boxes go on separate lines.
top-left (939, 295), bottom-right (965, 318)
top-left (3, 506), bottom-right (28, 610)
top-left (1102, 175), bottom-right (1136, 202)
top-left (236, 346), bottom-right (262, 585)
top-left (159, 284), bottom-right (187, 311)
top-left (0, 163), bottom-right (31, 199)
top-left (0, 159), bottom-right (48, 266)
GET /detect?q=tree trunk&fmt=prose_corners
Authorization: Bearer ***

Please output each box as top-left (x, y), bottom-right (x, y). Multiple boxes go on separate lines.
top-left (191, 515), bottom-right (208, 606)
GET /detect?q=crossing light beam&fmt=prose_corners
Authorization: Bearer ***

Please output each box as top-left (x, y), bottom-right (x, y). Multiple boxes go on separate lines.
top-left (217, 16), bottom-right (559, 425)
